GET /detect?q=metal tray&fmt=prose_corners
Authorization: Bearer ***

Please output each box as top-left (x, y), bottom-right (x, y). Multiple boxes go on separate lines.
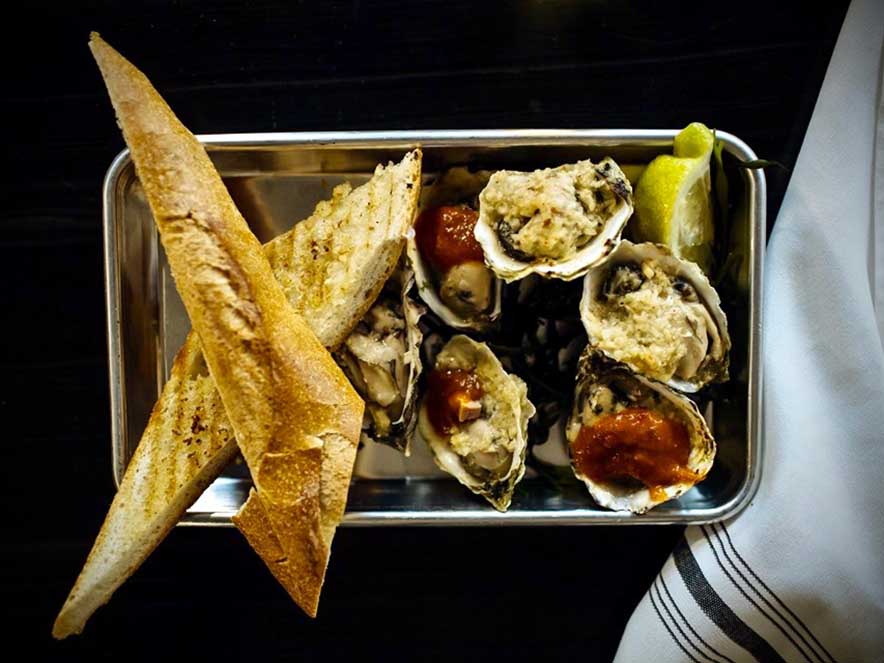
top-left (104, 129), bottom-right (764, 526)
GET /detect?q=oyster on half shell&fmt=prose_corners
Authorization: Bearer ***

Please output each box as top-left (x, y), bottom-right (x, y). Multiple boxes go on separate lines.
top-left (565, 349), bottom-right (715, 513)
top-left (408, 168), bottom-right (502, 331)
top-left (580, 240), bottom-right (730, 392)
top-left (474, 158), bottom-right (633, 282)
top-left (418, 335), bottom-right (535, 511)
top-left (336, 264), bottom-right (425, 453)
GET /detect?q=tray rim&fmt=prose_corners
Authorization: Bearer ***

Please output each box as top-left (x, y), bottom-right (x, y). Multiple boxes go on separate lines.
top-left (104, 128), bottom-right (765, 526)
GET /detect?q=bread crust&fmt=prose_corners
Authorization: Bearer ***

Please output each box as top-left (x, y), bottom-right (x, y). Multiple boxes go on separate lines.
top-left (91, 27), bottom-right (365, 613)
top-left (52, 34), bottom-right (421, 638)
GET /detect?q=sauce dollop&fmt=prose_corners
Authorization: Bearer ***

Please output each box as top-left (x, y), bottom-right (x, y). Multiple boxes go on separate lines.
top-left (424, 368), bottom-right (484, 435)
top-left (415, 205), bottom-right (485, 273)
top-left (572, 407), bottom-right (699, 499)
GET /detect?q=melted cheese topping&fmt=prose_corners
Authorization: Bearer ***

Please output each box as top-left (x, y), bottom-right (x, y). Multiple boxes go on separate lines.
top-left (435, 343), bottom-right (523, 469)
top-left (479, 158), bottom-right (629, 261)
top-left (587, 260), bottom-right (721, 382)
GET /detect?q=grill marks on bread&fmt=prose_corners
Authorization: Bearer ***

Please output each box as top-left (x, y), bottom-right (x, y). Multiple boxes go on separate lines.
top-left (53, 34), bottom-right (421, 638)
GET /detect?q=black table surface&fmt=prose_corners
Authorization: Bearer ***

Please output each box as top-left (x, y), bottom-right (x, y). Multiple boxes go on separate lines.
top-left (4, 1), bottom-right (848, 660)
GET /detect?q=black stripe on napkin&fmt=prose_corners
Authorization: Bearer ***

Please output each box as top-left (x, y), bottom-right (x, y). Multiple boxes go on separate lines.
top-left (653, 578), bottom-right (721, 663)
top-left (702, 526), bottom-right (816, 663)
top-left (659, 574), bottom-right (737, 663)
top-left (673, 535), bottom-right (786, 663)
top-left (717, 523), bottom-right (838, 663)
top-left (650, 579), bottom-right (703, 663)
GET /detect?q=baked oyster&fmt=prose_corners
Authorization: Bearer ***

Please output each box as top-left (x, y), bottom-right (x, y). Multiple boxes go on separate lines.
top-left (336, 265), bottom-right (425, 453)
top-left (417, 334), bottom-right (534, 511)
top-left (408, 168), bottom-right (502, 331)
top-left (474, 158), bottom-right (633, 282)
top-left (565, 349), bottom-right (715, 513)
top-left (580, 240), bottom-right (730, 392)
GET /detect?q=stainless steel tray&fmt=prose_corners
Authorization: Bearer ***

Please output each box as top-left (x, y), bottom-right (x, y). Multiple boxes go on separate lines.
top-left (104, 129), bottom-right (764, 526)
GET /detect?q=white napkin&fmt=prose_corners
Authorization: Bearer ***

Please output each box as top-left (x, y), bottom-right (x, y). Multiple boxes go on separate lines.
top-left (614, 1), bottom-right (884, 661)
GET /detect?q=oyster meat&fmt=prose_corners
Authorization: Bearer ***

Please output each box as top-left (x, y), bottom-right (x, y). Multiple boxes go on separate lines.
top-left (418, 334), bottom-right (535, 511)
top-left (565, 349), bottom-right (715, 513)
top-left (580, 240), bottom-right (730, 392)
top-left (474, 158), bottom-right (633, 282)
top-left (408, 168), bottom-right (502, 331)
top-left (336, 265), bottom-right (425, 453)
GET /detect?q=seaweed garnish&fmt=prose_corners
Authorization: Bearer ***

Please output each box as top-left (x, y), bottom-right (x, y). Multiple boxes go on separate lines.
top-left (492, 276), bottom-right (587, 446)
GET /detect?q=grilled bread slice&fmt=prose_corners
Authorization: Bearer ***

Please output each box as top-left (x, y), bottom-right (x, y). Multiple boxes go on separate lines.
top-left (53, 34), bottom-right (421, 638)
top-left (263, 161), bottom-right (422, 351)
top-left (52, 335), bottom-right (238, 640)
top-left (90, 28), bottom-right (364, 620)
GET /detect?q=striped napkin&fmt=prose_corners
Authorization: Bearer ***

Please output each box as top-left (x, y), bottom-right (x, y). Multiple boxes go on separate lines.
top-left (614, 0), bottom-right (884, 660)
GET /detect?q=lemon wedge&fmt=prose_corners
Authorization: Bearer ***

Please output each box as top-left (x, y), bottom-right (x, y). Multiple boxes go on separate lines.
top-left (632, 122), bottom-right (715, 272)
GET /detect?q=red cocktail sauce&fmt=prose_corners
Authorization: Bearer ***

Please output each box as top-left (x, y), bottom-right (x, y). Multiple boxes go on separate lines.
top-left (424, 368), bottom-right (483, 435)
top-left (414, 205), bottom-right (485, 272)
top-left (572, 407), bottom-right (699, 501)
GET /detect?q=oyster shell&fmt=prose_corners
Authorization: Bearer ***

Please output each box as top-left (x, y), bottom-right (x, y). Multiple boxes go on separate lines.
top-left (417, 335), bottom-right (535, 511)
top-left (474, 158), bottom-right (633, 282)
top-left (565, 349), bottom-right (715, 513)
top-left (336, 264), bottom-right (425, 453)
top-left (408, 168), bottom-right (503, 331)
top-left (580, 240), bottom-right (730, 392)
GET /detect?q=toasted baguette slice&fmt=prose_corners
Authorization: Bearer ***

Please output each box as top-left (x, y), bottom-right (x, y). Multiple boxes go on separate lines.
top-left (264, 156), bottom-right (422, 350)
top-left (52, 336), bottom-right (238, 640)
top-left (90, 28), bottom-right (363, 615)
top-left (53, 34), bottom-right (421, 638)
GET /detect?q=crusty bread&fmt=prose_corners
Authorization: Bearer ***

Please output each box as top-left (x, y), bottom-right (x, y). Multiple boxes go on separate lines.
top-left (265, 151), bottom-right (422, 351)
top-left (90, 27), bottom-right (364, 613)
top-left (52, 336), bottom-right (238, 640)
top-left (53, 34), bottom-right (421, 638)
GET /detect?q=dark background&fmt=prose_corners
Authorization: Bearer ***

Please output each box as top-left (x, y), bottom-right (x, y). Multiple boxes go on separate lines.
top-left (3, 1), bottom-right (847, 660)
